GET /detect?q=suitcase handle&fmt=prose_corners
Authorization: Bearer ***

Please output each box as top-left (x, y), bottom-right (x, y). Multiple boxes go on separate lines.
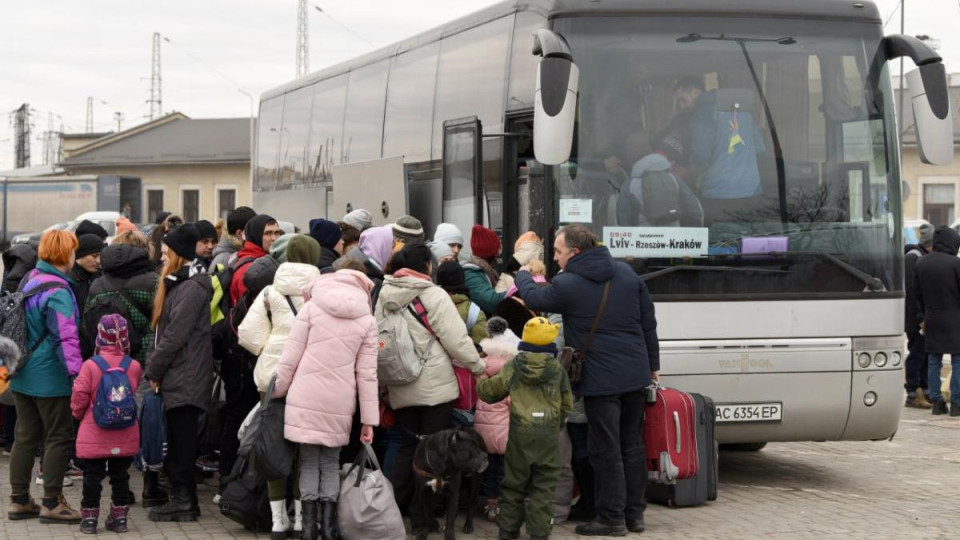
top-left (673, 411), bottom-right (681, 453)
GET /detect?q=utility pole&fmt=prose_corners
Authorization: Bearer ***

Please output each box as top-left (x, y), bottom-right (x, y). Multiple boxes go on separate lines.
top-left (42, 112), bottom-right (54, 165)
top-left (114, 111), bottom-right (124, 132)
top-left (13, 104), bottom-right (31, 169)
top-left (149, 32), bottom-right (163, 120)
top-left (296, 0), bottom-right (309, 77)
top-left (86, 96), bottom-right (94, 133)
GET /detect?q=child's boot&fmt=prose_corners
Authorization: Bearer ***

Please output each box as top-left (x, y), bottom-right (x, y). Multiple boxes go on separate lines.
top-left (80, 507), bottom-right (99, 534)
top-left (105, 504), bottom-right (129, 533)
top-left (270, 500), bottom-right (290, 540)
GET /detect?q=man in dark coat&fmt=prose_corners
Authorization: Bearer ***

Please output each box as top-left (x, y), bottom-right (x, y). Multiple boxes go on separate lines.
top-left (904, 223), bottom-right (934, 408)
top-left (72, 234), bottom-right (105, 358)
top-left (514, 224), bottom-right (658, 536)
top-left (915, 225), bottom-right (960, 416)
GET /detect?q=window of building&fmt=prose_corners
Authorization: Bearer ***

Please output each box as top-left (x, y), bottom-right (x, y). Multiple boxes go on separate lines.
top-left (924, 183), bottom-right (956, 226)
top-left (218, 188), bottom-right (237, 222)
top-left (182, 189), bottom-right (200, 223)
top-left (146, 189), bottom-right (164, 224)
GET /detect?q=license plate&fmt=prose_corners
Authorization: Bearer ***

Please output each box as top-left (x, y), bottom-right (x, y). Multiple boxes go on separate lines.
top-left (715, 403), bottom-right (782, 423)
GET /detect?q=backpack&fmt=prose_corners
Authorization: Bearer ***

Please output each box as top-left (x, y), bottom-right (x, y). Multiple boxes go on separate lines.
top-left (0, 280), bottom-right (67, 378)
top-left (91, 355), bottom-right (137, 430)
top-left (377, 297), bottom-right (435, 386)
top-left (219, 454), bottom-right (272, 532)
top-left (83, 290), bottom-right (150, 362)
top-left (230, 257), bottom-right (279, 331)
top-left (140, 390), bottom-right (167, 469)
top-left (209, 257), bottom-right (256, 360)
top-left (634, 169), bottom-right (682, 225)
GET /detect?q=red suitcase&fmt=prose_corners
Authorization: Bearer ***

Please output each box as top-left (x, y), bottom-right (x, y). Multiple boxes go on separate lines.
top-left (644, 385), bottom-right (699, 484)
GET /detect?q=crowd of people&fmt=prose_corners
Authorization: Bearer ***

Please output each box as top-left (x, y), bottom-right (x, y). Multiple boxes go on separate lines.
top-left (0, 207), bottom-right (661, 540)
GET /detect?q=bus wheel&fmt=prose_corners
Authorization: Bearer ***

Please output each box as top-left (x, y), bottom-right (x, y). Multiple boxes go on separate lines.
top-left (720, 442), bottom-right (767, 452)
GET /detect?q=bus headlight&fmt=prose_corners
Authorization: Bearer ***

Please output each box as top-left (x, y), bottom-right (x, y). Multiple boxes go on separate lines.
top-left (874, 352), bottom-right (888, 368)
top-left (857, 352), bottom-right (872, 368)
top-left (891, 351), bottom-right (902, 367)
top-left (864, 391), bottom-right (877, 406)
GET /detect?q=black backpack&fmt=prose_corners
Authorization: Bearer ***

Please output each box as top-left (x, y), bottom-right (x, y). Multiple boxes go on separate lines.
top-left (83, 289), bottom-right (151, 362)
top-left (636, 169), bottom-right (682, 225)
top-left (218, 455), bottom-right (272, 532)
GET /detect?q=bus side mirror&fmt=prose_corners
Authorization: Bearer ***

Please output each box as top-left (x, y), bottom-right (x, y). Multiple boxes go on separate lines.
top-left (885, 34), bottom-right (954, 166)
top-left (533, 29), bottom-right (579, 165)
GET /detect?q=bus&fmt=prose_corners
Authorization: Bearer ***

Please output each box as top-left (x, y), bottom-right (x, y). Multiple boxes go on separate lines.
top-left (253, 0), bottom-right (953, 445)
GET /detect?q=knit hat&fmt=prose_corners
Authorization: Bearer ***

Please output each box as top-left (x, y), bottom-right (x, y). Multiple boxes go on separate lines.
top-left (919, 223), bottom-right (935, 247)
top-left (522, 316), bottom-right (560, 347)
top-left (163, 223), bottom-right (200, 261)
top-left (76, 234), bottom-right (105, 259)
top-left (436, 260), bottom-right (470, 295)
top-left (269, 233), bottom-right (295, 263)
top-left (392, 215), bottom-right (425, 244)
top-left (427, 240), bottom-right (454, 262)
top-left (343, 209), bottom-right (374, 232)
top-left (96, 313), bottom-right (130, 352)
top-left (309, 218), bottom-right (343, 250)
top-left (513, 231), bottom-right (543, 266)
top-left (244, 214), bottom-right (275, 249)
top-left (76, 220), bottom-right (108, 241)
top-left (434, 223), bottom-right (464, 247)
top-left (287, 234), bottom-right (322, 266)
top-left (155, 211), bottom-right (172, 225)
top-left (115, 217), bottom-right (138, 236)
top-left (471, 225), bottom-right (501, 260)
top-left (195, 220), bottom-right (218, 241)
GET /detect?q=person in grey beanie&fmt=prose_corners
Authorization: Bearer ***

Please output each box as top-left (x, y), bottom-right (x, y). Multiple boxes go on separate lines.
top-left (342, 209), bottom-right (374, 232)
top-left (392, 215), bottom-right (424, 246)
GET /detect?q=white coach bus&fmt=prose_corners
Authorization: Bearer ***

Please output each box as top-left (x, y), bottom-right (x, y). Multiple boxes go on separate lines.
top-left (253, 0), bottom-right (953, 446)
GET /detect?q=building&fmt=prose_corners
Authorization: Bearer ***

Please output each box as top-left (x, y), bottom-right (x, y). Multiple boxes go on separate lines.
top-left (897, 73), bottom-right (960, 226)
top-left (59, 113), bottom-right (251, 224)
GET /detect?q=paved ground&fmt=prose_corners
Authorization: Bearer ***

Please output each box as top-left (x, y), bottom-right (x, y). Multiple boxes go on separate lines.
top-left (0, 405), bottom-right (956, 539)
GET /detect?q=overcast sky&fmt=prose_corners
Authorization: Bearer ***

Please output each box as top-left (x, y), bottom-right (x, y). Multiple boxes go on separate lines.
top-left (1, 0), bottom-right (958, 171)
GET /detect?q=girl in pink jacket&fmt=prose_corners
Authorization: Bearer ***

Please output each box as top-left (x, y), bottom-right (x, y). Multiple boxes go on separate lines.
top-left (273, 265), bottom-right (380, 540)
top-left (71, 314), bottom-right (142, 535)
top-left (475, 316), bottom-right (521, 521)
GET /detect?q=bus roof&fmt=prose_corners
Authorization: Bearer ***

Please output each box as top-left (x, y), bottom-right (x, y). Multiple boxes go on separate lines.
top-left (262, 0), bottom-right (881, 101)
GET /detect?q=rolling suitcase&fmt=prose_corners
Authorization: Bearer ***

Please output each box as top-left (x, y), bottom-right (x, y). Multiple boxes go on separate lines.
top-left (646, 393), bottom-right (718, 507)
top-left (644, 385), bottom-right (698, 484)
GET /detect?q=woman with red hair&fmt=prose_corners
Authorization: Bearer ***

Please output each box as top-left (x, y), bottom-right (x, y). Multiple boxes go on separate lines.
top-left (6, 230), bottom-right (84, 524)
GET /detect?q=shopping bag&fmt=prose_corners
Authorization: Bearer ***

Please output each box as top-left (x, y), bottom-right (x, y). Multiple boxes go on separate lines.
top-left (452, 365), bottom-right (477, 410)
top-left (338, 442), bottom-right (405, 540)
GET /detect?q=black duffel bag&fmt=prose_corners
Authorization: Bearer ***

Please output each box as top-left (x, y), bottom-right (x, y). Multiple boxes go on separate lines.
top-left (218, 454), bottom-right (271, 532)
top-left (238, 375), bottom-right (295, 481)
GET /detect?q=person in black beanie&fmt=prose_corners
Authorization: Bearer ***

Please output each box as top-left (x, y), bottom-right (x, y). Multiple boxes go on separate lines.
top-left (309, 218), bottom-right (344, 272)
top-left (162, 224), bottom-right (200, 263)
top-left (75, 220), bottom-right (109, 241)
top-left (73, 234), bottom-right (105, 358)
top-left (436, 260), bottom-right (488, 348)
top-left (191, 220), bottom-right (218, 274)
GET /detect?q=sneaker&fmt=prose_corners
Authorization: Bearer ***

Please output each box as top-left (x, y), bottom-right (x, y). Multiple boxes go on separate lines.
top-left (574, 520), bottom-right (628, 537)
top-left (80, 507), bottom-right (99, 534)
top-left (39, 495), bottom-right (82, 524)
top-left (66, 460), bottom-right (84, 479)
top-left (932, 400), bottom-right (949, 415)
top-left (105, 504), bottom-right (129, 533)
top-left (35, 469), bottom-right (73, 487)
top-left (7, 494), bottom-right (41, 520)
top-left (212, 493), bottom-right (222, 504)
top-left (196, 454), bottom-right (219, 473)
top-left (484, 497), bottom-right (499, 522)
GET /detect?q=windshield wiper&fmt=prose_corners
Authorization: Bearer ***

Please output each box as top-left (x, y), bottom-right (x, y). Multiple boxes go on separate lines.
top-left (763, 251), bottom-right (886, 292)
top-left (641, 264), bottom-right (788, 282)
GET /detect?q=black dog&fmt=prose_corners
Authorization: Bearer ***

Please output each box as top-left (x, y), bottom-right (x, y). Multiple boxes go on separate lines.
top-left (411, 428), bottom-right (488, 540)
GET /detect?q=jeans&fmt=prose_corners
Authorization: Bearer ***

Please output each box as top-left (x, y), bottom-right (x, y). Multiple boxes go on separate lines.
top-left (389, 401), bottom-right (454, 513)
top-left (219, 352), bottom-right (260, 486)
top-left (8, 393), bottom-right (73, 499)
top-left (299, 444), bottom-right (341, 502)
top-left (81, 457), bottom-right (134, 508)
top-left (927, 354), bottom-right (960, 404)
top-left (905, 332), bottom-right (928, 393)
top-left (382, 426), bottom-right (402, 478)
top-left (584, 391), bottom-right (647, 525)
top-left (165, 406), bottom-right (202, 500)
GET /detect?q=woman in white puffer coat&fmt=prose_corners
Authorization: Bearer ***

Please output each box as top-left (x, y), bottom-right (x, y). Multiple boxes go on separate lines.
top-left (237, 233), bottom-right (321, 540)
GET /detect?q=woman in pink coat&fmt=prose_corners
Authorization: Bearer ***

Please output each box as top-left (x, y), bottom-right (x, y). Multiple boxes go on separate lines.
top-left (475, 317), bottom-right (520, 521)
top-left (273, 264), bottom-right (379, 540)
top-left (71, 314), bottom-right (142, 534)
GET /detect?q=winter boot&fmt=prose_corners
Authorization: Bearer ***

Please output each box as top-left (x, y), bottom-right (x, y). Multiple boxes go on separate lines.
top-left (105, 504), bottom-right (129, 533)
top-left (147, 486), bottom-right (198, 522)
top-left (574, 520), bottom-right (627, 537)
top-left (932, 400), bottom-right (949, 415)
top-left (7, 493), bottom-right (41, 520)
top-left (319, 498), bottom-right (342, 540)
top-left (39, 495), bottom-right (82, 524)
top-left (293, 499), bottom-right (304, 539)
top-left (79, 507), bottom-right (99, 534)
top-left (302, 500), bottom-right (318, 540)
top-left (141, 470), bottom-right (169, 508)
top-left (270, 500), bottom-right (291, 540)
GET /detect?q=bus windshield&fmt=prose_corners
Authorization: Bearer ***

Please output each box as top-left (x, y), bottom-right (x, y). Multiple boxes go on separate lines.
top-left (550, 16), bottom-right (902, 299)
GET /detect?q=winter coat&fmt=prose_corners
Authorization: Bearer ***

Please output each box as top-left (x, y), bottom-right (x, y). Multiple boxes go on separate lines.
top-left (2, 240), bottom-right (39, 293)
top-left (239, 262), bottom-right (320, 393)
top-left (71, 348), bottom-right (142, 459)
top-left (10, 261), bottom-right (83, 398)
top-left (71, 264), bottom-right (100, 323)
top-left (904, 244), bottom-right (927, 335)
top-left (915, 227), bottom-right (960, 354)
top-left (345, 247), bottom-right (384, 308)
top-left (145, 266), bottom-right (215, 411)
top-left (450, 293), bottom-right (488, 348)
top-left (272, 270), bottom-right (379, 447)
top-left (229, 242), bottom-right (267, 304)
top-left (85, 244), bottom-right (159, 365)
top-left (475, 332), bottom-right (519, 455)
top-left (210, 233), bottom-right (243, 269)
top-left (477, 345), bottom-right (573, 437)
top-left (516, 246), bottom-right (659, 397)
top-left (317, 246), bottom-right (340, 273)
top-left (375, 270), bottom-right (486, 410)
top-left (463, 256), bottom-right (506, 316)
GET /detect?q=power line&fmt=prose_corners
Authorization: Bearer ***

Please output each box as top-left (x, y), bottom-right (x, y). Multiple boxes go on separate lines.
top-left (312, 4), bottom-right (376, 48)
top-left (160, 34), bottom-right (247, 90)
top-left (882, 0), bottom-right (902, 28)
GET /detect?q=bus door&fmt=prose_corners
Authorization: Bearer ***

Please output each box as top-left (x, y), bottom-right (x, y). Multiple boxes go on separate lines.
top-left (441, 117), bottom-right (484, 256)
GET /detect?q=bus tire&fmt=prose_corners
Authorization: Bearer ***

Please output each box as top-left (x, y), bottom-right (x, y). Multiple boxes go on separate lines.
top-left (720, 442), bottom-right (767, 452)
